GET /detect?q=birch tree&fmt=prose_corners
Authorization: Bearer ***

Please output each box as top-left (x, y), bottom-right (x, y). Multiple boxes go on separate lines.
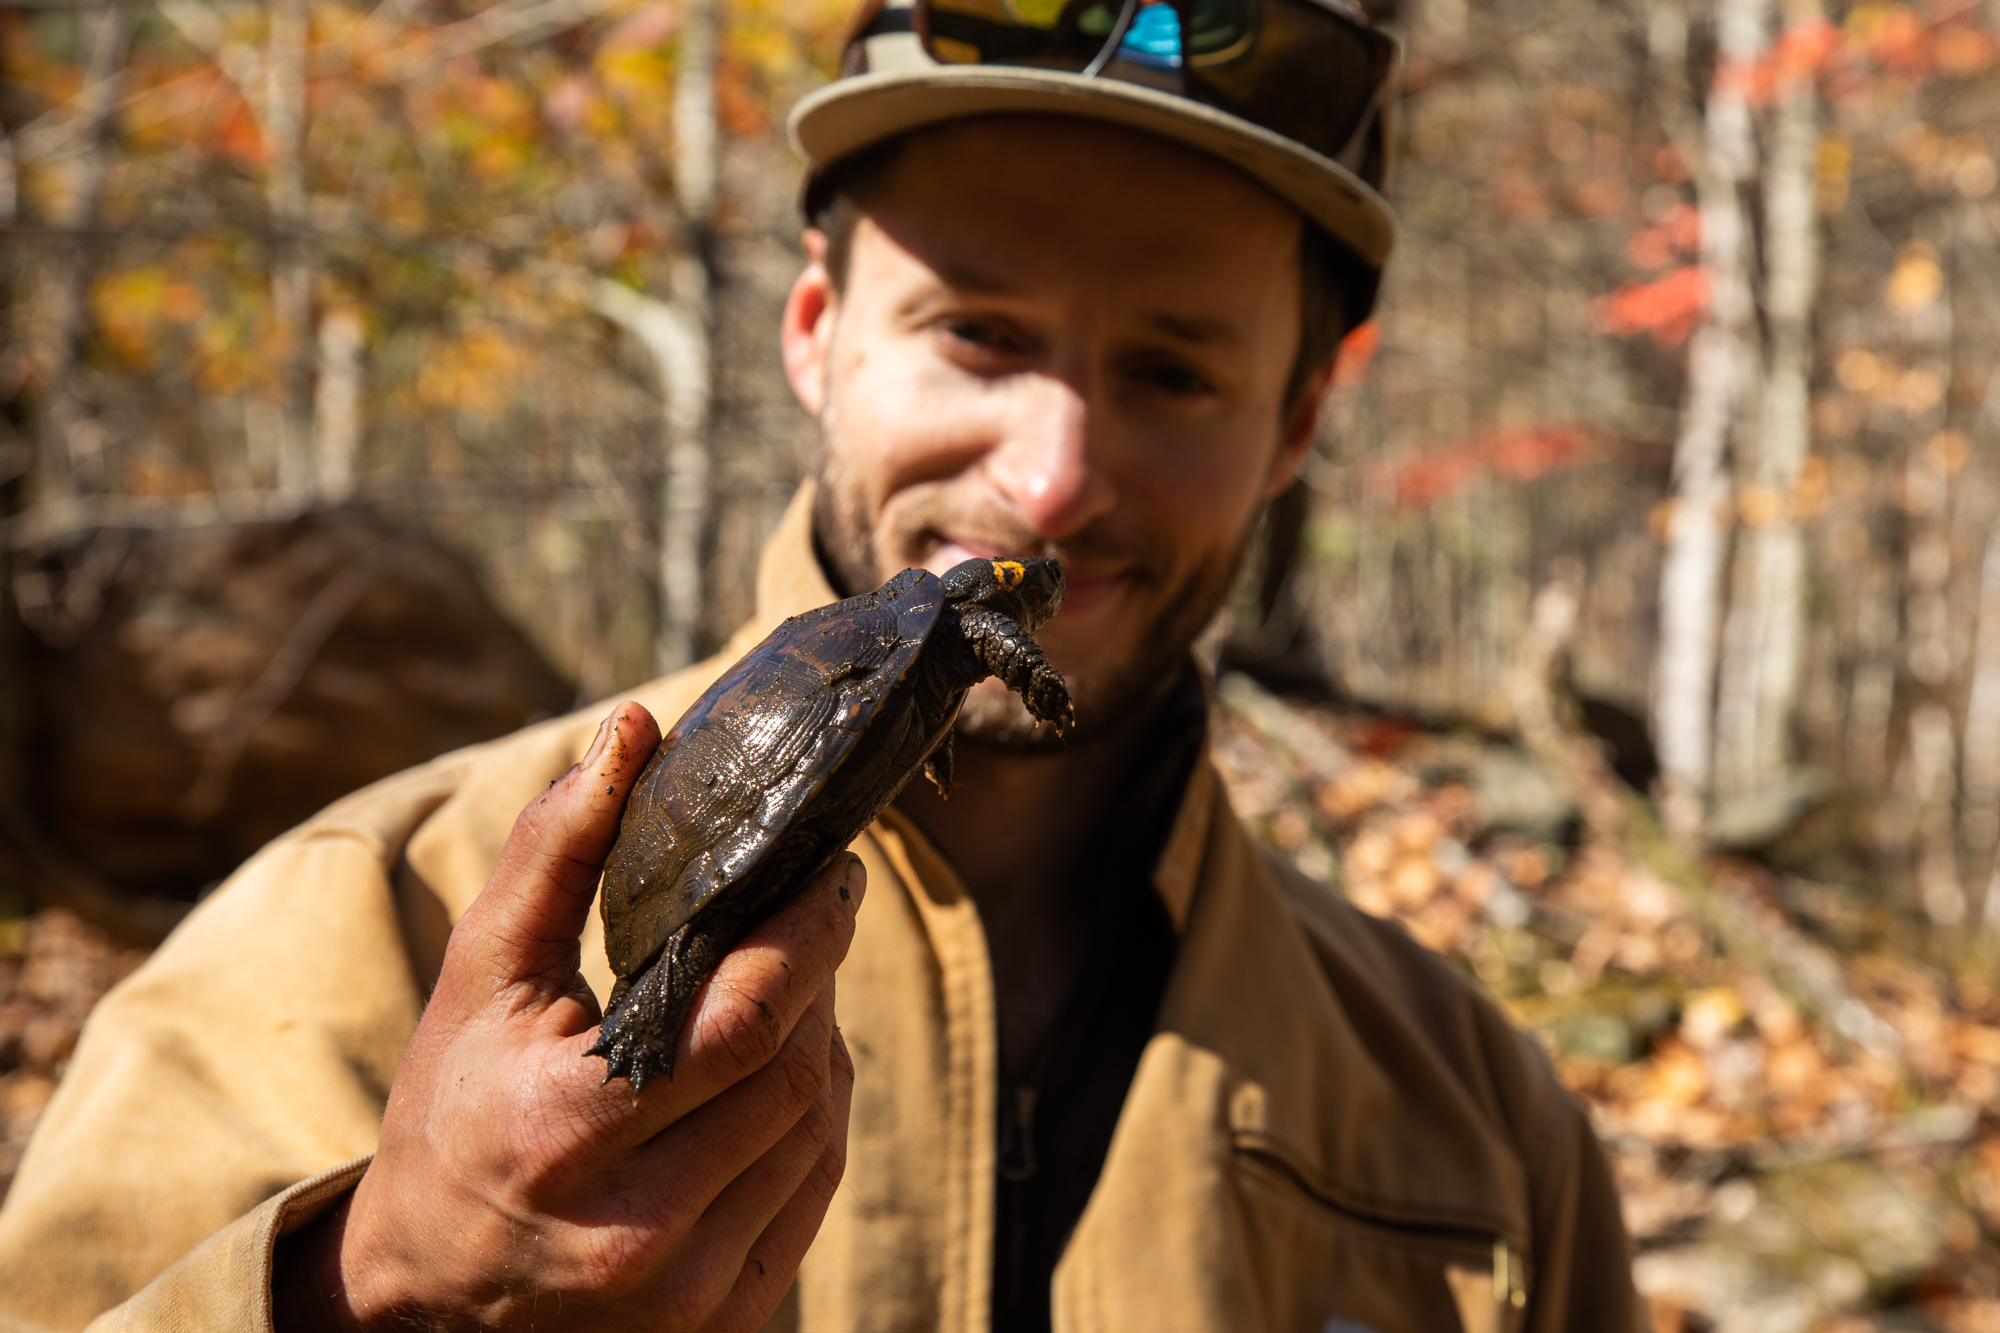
top-left (1649, 0), bottom-right (1767, 842)
top-left (593, 0), bottom-right (720, 675)
top-left (265, 0), bottom-right (315, 498)
top-left (1962, 533), bottom-right (2000, 929)
top-left (156, 0), bottom-right (317, 495)
top-left (589, 264), bottom-right (711, 673)
top-left (658, 0), bottom-right (718, 673)
top-left (1712, 0), bottom-right (1823, 809)
top-left (29, 0), bottom-right (137, 503)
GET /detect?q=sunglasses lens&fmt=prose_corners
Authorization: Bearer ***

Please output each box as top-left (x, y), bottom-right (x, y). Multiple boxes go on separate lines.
top-left (1075, 1), bottom-right (1120, 33)
top-left (1181, 0), bottom-right (1249, 56)
top-left (908, 0), bottom-right (1390, 170)
top-left (1181, 0), bottom-right (1386, 161)
top-left (922, 0), bottom-right (1115, 64)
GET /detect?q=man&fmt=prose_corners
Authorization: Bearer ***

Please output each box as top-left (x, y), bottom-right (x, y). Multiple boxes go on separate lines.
top-left (0, 1), bottom-right (1641, 1329)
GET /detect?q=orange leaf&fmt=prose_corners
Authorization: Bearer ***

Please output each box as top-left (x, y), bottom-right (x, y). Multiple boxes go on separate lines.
top-left (1333, 320), bottom-right (1379, 387)
top-left (1593, 266), bottom-right (1710, 346)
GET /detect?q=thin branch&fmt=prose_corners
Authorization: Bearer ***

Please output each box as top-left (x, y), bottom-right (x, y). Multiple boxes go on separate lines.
top-left (4, 0), bottom-right (620, 169)
top-left (155, 0), bottom-right (265, 101)
top-left (1, 479), bottom-right (662, 550)
top-left (377, 0), bottom-right (628, 82)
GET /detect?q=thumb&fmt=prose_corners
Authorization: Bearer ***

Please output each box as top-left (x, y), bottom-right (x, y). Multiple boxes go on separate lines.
top-left (451, 700), bottom-right (663, 999)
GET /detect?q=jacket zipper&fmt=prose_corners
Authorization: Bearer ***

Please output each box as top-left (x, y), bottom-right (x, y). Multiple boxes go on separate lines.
top-left (1492, 1236), bottom-right (1527, 1314)
top-left (998, 1083), bottom-right (1039, 1182)
top-left (1236, 1141), bottom-right (1529, 1321)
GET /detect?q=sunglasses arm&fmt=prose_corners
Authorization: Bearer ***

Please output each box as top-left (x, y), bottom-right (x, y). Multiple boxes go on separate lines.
top-left (1079, 0), bottom-right (1142, 77)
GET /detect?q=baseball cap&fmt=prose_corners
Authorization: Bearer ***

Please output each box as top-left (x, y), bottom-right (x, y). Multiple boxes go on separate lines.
top-left (786, 0), bottom-right (1400, 269)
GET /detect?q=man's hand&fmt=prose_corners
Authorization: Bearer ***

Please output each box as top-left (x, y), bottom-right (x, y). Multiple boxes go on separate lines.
top-left (276, 701), bottom-right (862, 1331)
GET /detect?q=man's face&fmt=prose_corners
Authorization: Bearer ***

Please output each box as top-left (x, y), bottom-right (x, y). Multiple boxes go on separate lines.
top-left (782, 117), bottom-right (1325, 744)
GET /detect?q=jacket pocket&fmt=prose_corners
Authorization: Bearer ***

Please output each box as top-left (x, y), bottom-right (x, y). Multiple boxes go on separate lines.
top-left (1229, 1141), bottom-right (1528, 1333)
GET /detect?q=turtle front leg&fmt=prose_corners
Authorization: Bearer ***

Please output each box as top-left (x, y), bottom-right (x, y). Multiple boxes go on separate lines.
top-left (588, 918), bottom-right (725, 1095)
top-left (959, 609), bottom-right (1076, 732)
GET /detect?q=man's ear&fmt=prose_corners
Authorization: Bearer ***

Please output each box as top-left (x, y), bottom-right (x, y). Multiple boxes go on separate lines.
top-left (783, 229), bottom-right (838, 416)
top-left (1265, 357), bottom-right (1337, 499)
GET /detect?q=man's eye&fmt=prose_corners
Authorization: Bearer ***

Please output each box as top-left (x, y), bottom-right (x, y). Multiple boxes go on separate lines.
top-left (1133, 361), bottom-right (1214, 396)
top-left (946, 320), bottom-right (1011, 351)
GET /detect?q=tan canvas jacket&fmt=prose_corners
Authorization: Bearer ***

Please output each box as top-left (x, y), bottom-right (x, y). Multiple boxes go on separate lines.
top-left (0, 484), bottom-right (1640, 1333)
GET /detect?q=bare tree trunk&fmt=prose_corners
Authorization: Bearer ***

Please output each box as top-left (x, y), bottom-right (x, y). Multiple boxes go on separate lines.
top-left (1713, 0), bottom-right (1822, 805)
top-left (1, 171), bottom-right (27, 912)
top-left (1905, 441), bottom-right (1960, 924)
top-left (265, 0), bottom-right (315, 500)
top-left (1908, 701), bottom-right (1962, 925)
top-left (1507, 561), bottom-right (1628, 839)
top-left (1961, 530), bottom-right (2000, 929)
top-left (1649, 0), bottom-right (1766, 842)
top-left (313, 309), bottom-right (365, 502)
top-left (1846, 557), bottom-right (1899, 784)
top-left (1894, 230), bottom-right (1959, 921)
top-left (650, 0), bottom-right (718, 674)
top-left (32, 0), bottom-right (136, 503)
top-left (590, 270), bottom-right (710, 671)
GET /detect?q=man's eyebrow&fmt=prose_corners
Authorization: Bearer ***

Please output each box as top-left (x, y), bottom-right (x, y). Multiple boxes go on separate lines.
top-left (1144, 312), bottom-right (1243, 347)
top-left (921, 258), bottom-right (1245, 346)
top-left (930, 257), bottom-right (1027, 297)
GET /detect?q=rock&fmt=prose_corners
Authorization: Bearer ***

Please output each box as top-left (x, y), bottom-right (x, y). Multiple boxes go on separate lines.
top-left (1636, 1158), bottom-right (1944, 1333)
top-left (10, 507), bottom-right (575, 902)
top-left (1636, 1242), bottom-right (1867, 1333)
top-left (1468, 746), bottom-right (1578, 841)
top-left (1706, 770), bottom-right (1833, 852)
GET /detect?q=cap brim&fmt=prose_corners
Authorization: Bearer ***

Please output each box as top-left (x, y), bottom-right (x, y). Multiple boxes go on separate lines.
top-left (788, 66), bottom-right (1395, 268)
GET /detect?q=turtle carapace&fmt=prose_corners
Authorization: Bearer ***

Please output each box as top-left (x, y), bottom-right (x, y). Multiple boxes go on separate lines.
top-left (588, 557), bottom-right (1071, 1092)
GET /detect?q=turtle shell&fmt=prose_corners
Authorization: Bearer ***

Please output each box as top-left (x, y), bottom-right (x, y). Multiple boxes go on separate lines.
top-left (598, 567), bottom-right (948, 979)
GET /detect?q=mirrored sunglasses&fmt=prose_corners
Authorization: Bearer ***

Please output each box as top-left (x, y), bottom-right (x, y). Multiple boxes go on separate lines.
top-left (847, 0), bottom-right (1397, 173)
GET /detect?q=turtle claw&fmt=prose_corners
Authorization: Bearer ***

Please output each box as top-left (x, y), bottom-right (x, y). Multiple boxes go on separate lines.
top-left (924, 729), bottom-right (955, 797)
top-left (1023, 672), bottom-right (1075, 735)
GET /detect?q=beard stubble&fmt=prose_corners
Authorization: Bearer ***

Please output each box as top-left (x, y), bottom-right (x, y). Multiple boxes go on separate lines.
top-left (809, 441), bottom-right (1254, 751)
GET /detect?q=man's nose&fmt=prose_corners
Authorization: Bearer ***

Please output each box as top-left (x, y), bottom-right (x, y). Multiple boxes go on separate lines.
top-left (985, 373), bottom-right (1115, 540)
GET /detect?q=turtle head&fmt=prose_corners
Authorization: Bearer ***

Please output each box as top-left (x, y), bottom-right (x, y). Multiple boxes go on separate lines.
top-left (940, 557), bottom-right (1065, 633)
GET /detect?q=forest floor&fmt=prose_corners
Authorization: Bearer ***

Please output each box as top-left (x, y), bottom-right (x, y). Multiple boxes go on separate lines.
top-left (1210, 672), bottom-right (2000, 1333)
top-left (2, 677), bottom-right (1997, 1332)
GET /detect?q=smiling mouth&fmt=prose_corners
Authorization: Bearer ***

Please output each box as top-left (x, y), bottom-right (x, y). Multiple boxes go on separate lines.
top-left (926, 538), bottom-right (1130, 616)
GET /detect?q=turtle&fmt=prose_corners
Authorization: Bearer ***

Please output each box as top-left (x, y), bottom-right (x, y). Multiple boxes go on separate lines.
top-left (588, 556), bottom-right (1072, 1092)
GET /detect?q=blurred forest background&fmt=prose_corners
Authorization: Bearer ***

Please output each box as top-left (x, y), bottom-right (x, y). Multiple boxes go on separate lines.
top-left (4, 0), bottom-right (2000, 1325)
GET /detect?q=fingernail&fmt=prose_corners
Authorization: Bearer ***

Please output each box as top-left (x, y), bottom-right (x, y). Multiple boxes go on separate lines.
top-left (844, 858), bottom-right (867, 910)
top-left (581, 710), bottom-right (615, 768)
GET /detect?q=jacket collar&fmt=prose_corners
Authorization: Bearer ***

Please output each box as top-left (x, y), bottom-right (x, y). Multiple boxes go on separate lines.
top-left (751, 480), bottom-right (843, 635)
top-left (733, 487), bottom-right (1534, 1241)
top-left (748, 489), bottom-right (1527, 1233)
top-left (749, 480), bottom-right (1531, 1236)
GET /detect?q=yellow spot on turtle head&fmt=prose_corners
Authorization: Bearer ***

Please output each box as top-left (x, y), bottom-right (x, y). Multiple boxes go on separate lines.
top-left (992, 560), bottom-right (1026, 589)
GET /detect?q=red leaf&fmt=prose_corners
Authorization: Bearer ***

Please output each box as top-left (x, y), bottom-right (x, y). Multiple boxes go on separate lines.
top-left (1365, 426), bottom-right (1595, 509)
top-left (1593, 266), bottom-right (1710, 346)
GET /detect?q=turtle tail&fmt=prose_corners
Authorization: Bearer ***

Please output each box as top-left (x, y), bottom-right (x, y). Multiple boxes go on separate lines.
top-left (587, 921), bottom-right (726, 1096)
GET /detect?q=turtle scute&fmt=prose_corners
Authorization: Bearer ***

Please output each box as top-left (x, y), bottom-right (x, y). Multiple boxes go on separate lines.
top-left (587, 557), bottom-right (1069, 1094)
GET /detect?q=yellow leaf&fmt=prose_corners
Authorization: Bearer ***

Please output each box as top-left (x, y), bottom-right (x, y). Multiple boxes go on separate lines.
top-left (1885, 244), bottom-right (1942, 314)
